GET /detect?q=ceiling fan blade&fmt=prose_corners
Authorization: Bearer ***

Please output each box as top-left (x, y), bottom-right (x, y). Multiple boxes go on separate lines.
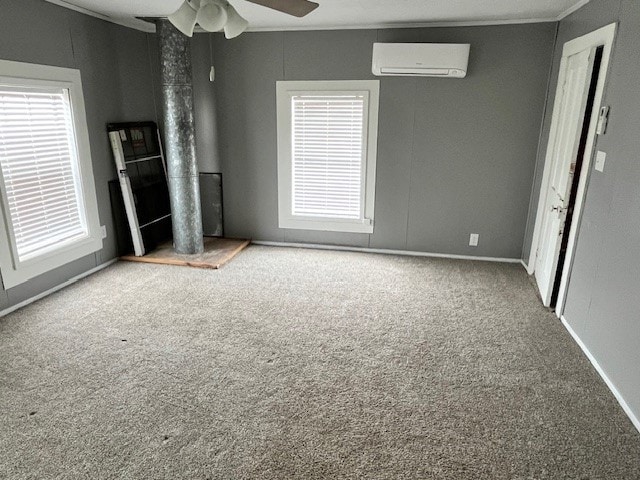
top-left (245, 0), bottom-right (319, 18)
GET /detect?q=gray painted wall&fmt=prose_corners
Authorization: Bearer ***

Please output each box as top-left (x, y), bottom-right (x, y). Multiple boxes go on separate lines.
top-left (524, 0), bottom-right (640, 423)
top-left (0, 0), bottom-right (158, 309)
top-left (192, 35), bottom-right (222, 173)
top-left (0, 0), bottom-right (221, 310)
top-left (209, 24), bottom-right (557, 258)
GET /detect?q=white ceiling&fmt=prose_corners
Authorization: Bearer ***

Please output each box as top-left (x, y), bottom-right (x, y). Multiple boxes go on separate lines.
top-left (46, 0), bottom-right (589, 33)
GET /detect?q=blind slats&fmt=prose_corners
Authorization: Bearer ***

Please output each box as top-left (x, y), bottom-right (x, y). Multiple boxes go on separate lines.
top-left (9, 196), bottom-right (80, 220)
top-left (13, 213), bottom-right (82, 235)
top-left (0, 88), bottom-right (87, 260)
top-left (292, 94), bottom-right (365, 219)
top-left (2, 149), bottom-right (73, 163)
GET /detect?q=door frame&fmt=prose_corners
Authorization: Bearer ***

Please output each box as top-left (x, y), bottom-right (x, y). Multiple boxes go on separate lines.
top-left (527, 23), bottom-right (617, 316)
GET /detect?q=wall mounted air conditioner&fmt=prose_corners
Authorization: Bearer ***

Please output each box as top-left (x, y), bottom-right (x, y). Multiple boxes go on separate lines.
top-left (372, 43), bottom-right (471, 78)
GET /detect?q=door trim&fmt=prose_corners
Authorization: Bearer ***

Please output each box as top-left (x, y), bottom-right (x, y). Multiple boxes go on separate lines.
top-left (527, 23), bottom-right (617, 316)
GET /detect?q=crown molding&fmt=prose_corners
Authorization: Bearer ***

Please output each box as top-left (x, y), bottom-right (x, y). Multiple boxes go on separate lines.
top-left (556, 0), bottom-right (592, 20)
top-left (45, 0), bottom-right (590, 34)
top-left (45, 0), bottom-right (156, 32)
top-left (245, 17), bottom-right (558, 32)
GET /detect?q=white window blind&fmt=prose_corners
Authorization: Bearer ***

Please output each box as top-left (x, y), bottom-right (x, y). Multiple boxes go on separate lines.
top-left (0, 87), bottom-right (86, 261)
top-left (291, 94), bottom-right (366, 219)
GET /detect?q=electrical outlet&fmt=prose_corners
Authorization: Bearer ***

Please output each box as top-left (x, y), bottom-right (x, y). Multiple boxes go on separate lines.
top-left (469, 233), bottom-right (479, 247)
top-left (100, 225), bottom-right (107, 239)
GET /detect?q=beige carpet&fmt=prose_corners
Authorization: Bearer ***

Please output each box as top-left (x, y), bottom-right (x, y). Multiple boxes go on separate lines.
top-left (1, 245), bottom-right (639, 479)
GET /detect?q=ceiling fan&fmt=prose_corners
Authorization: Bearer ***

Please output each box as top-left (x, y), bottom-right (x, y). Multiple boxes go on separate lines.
top-left (168, 0), bottom-right (319, 39)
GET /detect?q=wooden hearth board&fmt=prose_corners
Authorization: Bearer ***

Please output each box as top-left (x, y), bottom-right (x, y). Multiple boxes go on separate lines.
top-left (120, 237), bottom-right (250, 269)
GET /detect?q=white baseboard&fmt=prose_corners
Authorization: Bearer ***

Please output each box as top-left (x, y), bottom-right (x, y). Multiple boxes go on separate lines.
top-left (251, 240), bottom-right (522, 264)
top-left (0, 259), bottom-right (118, 318)
top-left (561, 316), bottom-right (640, 434)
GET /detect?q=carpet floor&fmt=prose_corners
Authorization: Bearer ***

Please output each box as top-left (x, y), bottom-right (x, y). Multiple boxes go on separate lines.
top-left (1, 245), bottom-right (639, 479)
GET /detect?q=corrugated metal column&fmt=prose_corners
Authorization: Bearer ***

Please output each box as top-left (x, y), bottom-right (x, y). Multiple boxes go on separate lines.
top-left (157, 19), bottom-right (204, 254)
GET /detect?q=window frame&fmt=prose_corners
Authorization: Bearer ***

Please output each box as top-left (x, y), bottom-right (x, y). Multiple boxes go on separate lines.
top-left (0, 59), bottom-right (102, 289)
top-left (276, 80), bottom-right (380, 234)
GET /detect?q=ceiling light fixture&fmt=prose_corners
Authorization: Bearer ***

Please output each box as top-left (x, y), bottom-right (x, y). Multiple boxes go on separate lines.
top-left (167, 1), bottom-right (198, 37)
top-left (223, 3), bottom-right (249, 39)
top-left (168, 0), bottom-right (248, 38)
top-left (197, 0), bottom-right (228, 32)
top-left (167, 0), bottom-right (318, 39)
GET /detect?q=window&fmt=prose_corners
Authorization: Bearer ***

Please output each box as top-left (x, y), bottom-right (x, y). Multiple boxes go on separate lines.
top-left (276, 80), bottom-right (379, 233)
top-left (0, 60), bottom-right (102, 289)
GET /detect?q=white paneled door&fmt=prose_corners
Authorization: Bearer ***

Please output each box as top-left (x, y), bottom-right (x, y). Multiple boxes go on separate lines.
top-left (535, 48), bottom-right (596, 305)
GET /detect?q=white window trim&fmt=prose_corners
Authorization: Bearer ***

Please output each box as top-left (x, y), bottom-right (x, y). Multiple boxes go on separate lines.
top-left (276, 80), bottom-right (379, 234)
top-left (0, 59), bottom-right (102, 289)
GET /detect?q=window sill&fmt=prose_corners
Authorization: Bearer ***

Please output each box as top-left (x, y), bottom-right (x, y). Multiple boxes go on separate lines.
top-left (279, 217), bottom-right (374, 234)
top-left (1, 235), bottom-right (103, 290)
